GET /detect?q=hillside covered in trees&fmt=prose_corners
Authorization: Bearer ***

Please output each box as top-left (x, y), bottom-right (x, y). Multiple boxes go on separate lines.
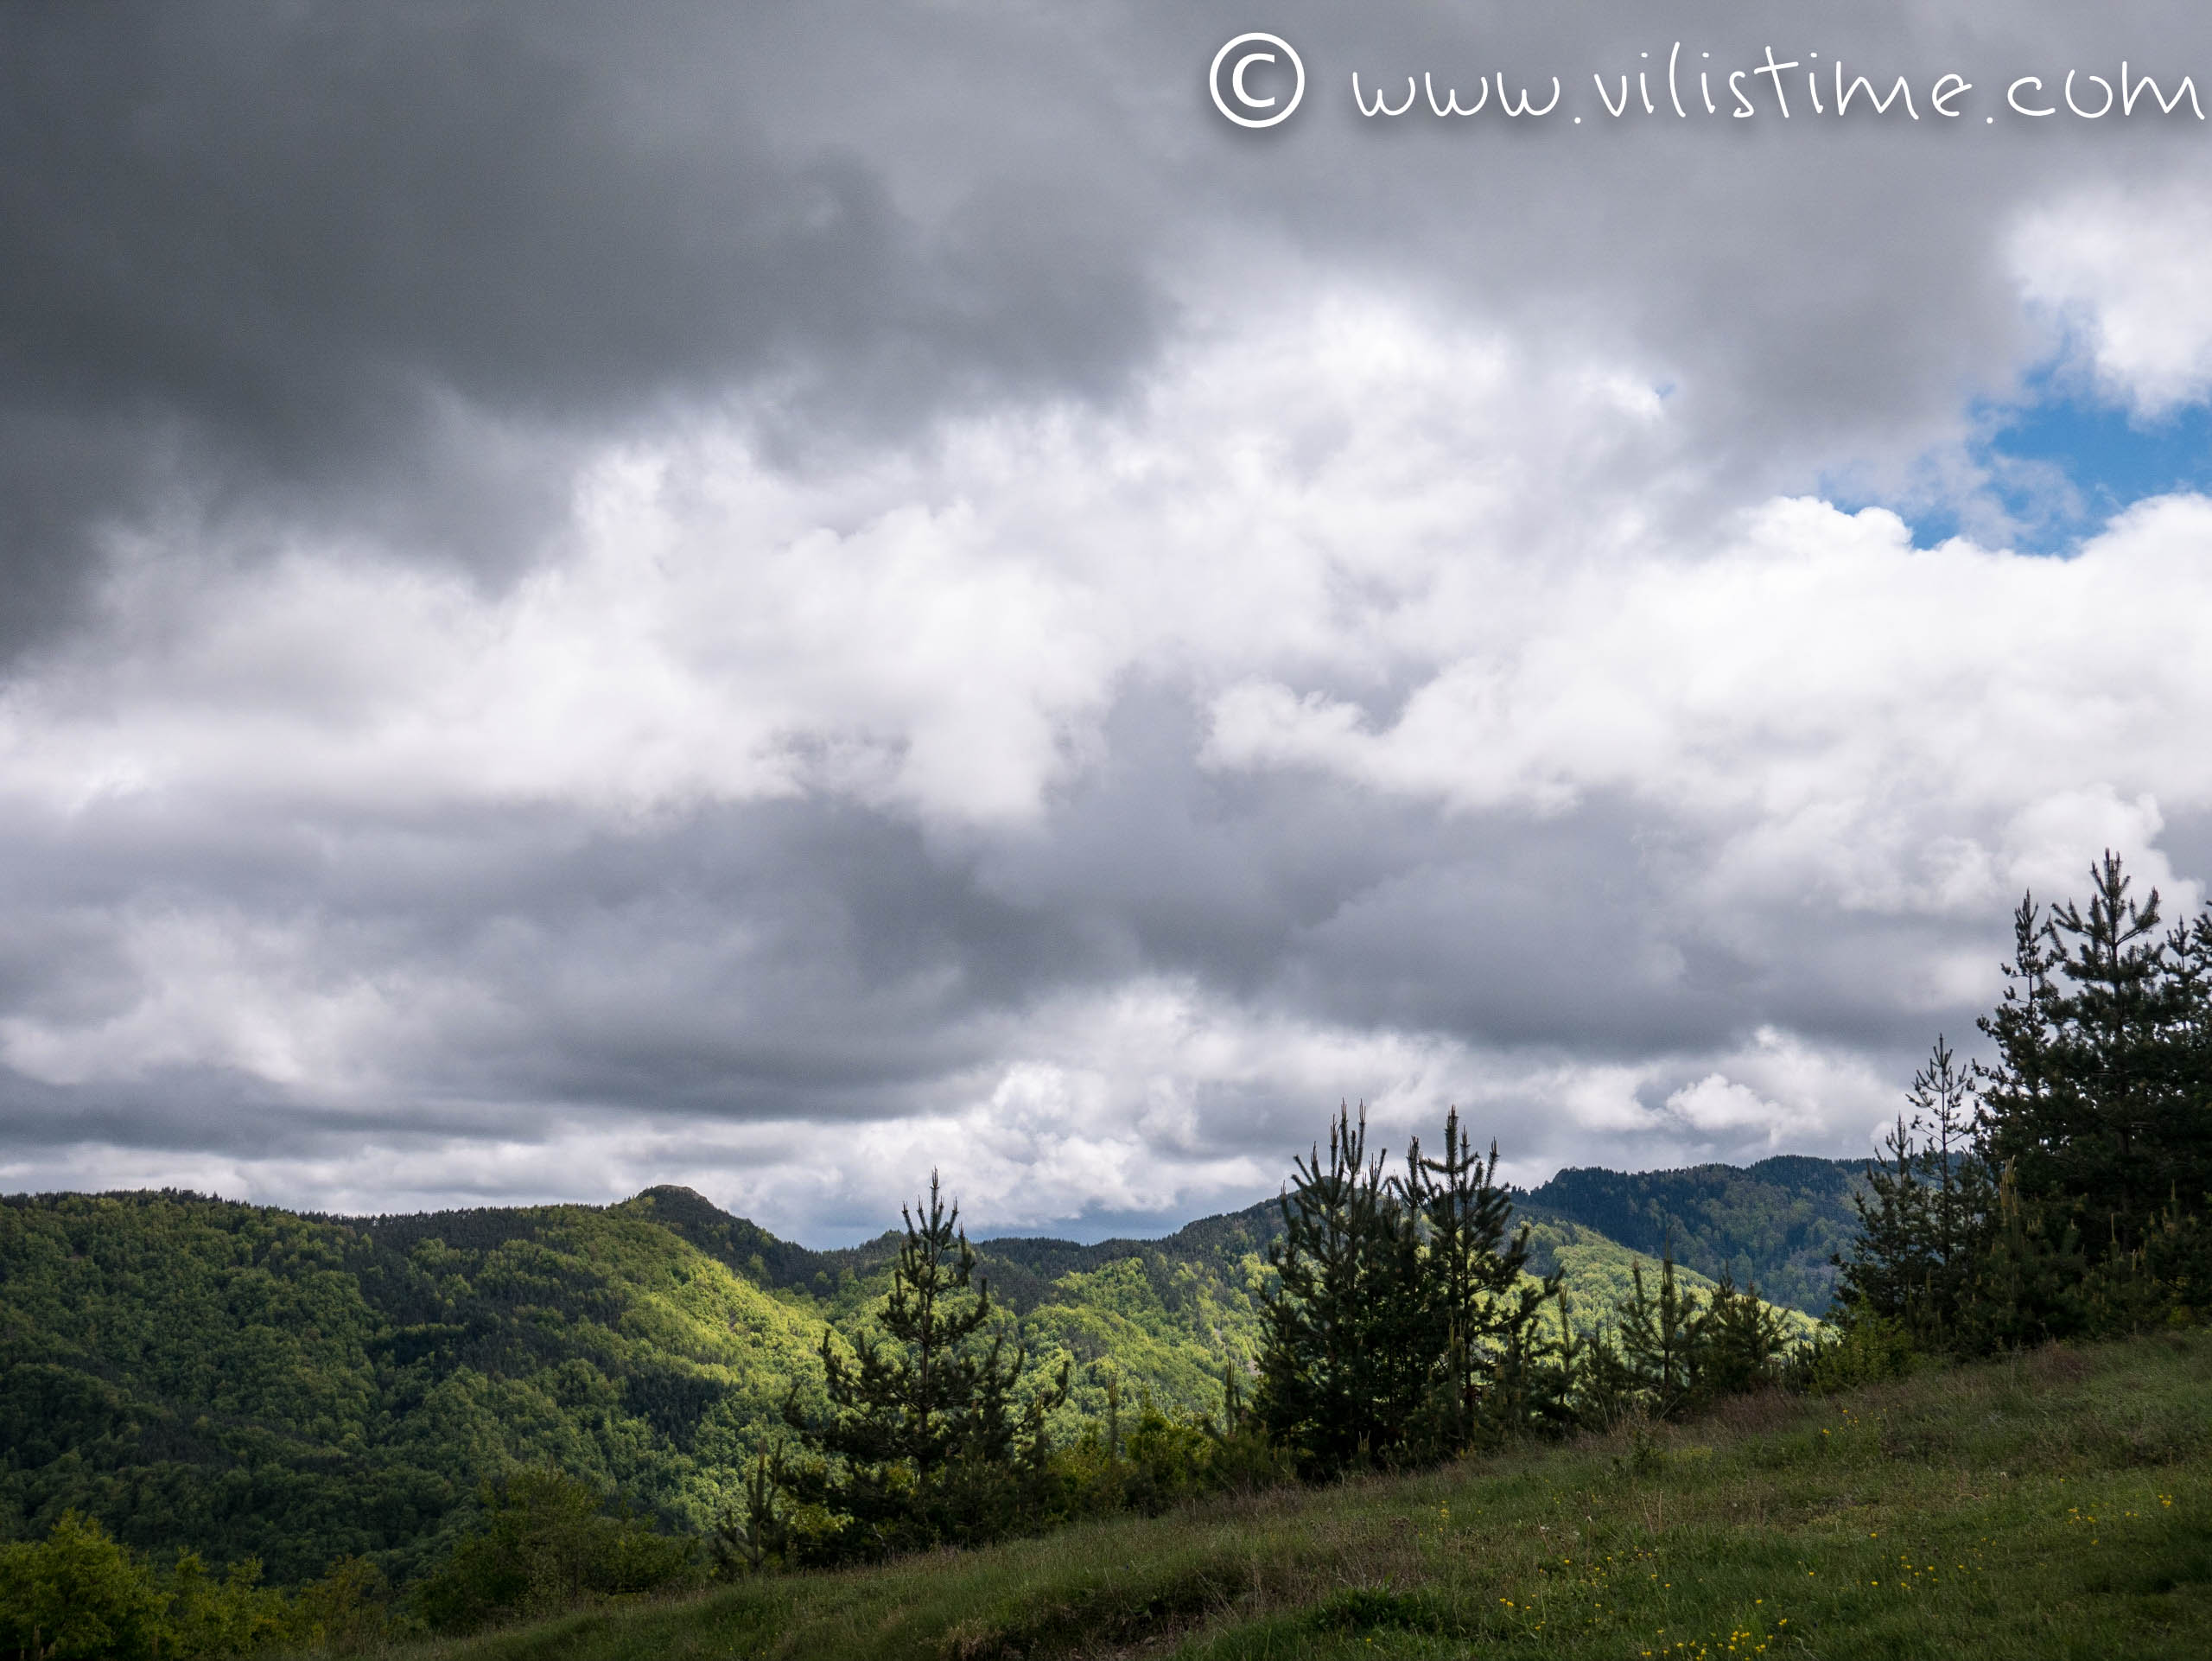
top-left (0, 1168), bottom-right (1819, 1594)
top-left (1516, 1155), bottom-right (1865, 1314)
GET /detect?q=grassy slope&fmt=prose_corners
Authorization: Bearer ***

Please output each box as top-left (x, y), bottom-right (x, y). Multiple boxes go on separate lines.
top-left (413, 1331), bottom-right (2212, 1661)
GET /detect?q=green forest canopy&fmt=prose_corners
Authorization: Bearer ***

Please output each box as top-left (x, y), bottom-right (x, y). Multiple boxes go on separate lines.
top-left (0, 1165), bottom-right (1826, 1588)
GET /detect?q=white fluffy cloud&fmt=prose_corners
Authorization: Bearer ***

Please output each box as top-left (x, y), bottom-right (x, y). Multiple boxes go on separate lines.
top-left (1205, 486), bottom-right (2212, 911)
top-left (2015, 184), bottom-right (2212, 416)
top-left (2, 295), bottom-right (1672, 831)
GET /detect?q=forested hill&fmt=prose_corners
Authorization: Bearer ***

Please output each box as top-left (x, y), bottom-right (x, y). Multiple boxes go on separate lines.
top-left (1514, 1155), bottom-right (1866, 1314)
top-left (0, 1186), bottom-right (1297, 1591)
top-left (0, 1172), bottom-right (1827, 1591)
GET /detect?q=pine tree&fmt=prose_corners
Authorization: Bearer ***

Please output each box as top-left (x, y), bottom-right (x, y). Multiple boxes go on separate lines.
top-left (1563, 1312), bottom-right (1643, 1430)
top-left (782, 1173), bottom-right (1067, 1556)
top-left (1473, 1276), bottom-right (1571, 1441)
top-left (1917, 1036), bottom-right (1993, 1321)
top-left (1835, 1110), bottom-right (1936, 1325)
top-left (1411, 1109), bottom-right (1551, 1448)
top-left (1701, 1271), bottom-right (1789, 1397)
top-left (1616, 1246), bottom-right (1706, 1418)
top-left (1834, 1036), bottom-right (1993, 1346)
top-left (1961, 1159), bottom-right (2089, 1348)
top-left (709, 1448), bottom-right (791, 1575)
top-left (1253, 1104), bottom-right (1438, 1476)
top-left (1977, 853), bottom-right (2212, 1258)
top-left (1254, 1106), bottom-right (1382, 1473)
top-left (1831, 857), bottom-right (2212, 1354)
top-left (1255, 1105), bottom-right (1568, 1471)
top-left (1252, 1107), bottom-right (1358, 1477)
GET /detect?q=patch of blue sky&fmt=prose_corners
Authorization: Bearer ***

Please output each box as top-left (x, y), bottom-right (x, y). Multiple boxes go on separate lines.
top-left (1829, 366), bottom-right (2212, 556)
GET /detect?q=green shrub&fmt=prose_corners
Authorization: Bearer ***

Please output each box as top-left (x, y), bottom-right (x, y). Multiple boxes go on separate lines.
top-left (283, 1556), bottom-right (397, 1654)
top-left (1790, 1309), bottom-right (1919, 1394)
top-left (0, 1511), bottom-right (300, 1661)
top-left (0, 1511), bottom-right (168, 1661)
top-left (410, 1468), bottom-right (699, 1634)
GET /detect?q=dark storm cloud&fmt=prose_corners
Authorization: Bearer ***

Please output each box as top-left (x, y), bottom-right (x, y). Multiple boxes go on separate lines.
top-left (0, 785), bottom-right (1099, 1131)
top-left (0, 1066), bottom-right (493, 1161)
top-left (0, 0), bottom-right (1167, 647)
top-left (963, 694), bottom-right (1760, 1057)
top-left (5, 0), bottom-right (2207, 641)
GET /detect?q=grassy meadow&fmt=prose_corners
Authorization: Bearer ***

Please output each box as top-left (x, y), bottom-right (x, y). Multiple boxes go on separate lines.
top-left (362, 1328), bottom-right (2211, 1661)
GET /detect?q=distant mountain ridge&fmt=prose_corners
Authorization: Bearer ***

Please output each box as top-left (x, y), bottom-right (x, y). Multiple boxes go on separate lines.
top-left (349, 1147), bottom-right (1869, 1317)
top-left (1514, 1155), bottom-right (1866, 1314)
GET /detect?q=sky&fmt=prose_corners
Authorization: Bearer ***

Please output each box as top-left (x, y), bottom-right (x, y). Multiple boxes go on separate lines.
top-left (5, 2), bottom-right (2212, 1244)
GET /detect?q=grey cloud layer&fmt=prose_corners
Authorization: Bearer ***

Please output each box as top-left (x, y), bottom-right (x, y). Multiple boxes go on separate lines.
top-left (4, 1), bottom-right (2211, 1238)
top-left (9, 0), bottom-right (2205, 607)
top-left (0, 1), bottom-right (1167, 643)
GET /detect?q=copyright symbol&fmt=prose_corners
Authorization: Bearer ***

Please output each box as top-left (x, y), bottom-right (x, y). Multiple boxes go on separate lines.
top-left (1210, 32), bottom-right (1304, 128)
